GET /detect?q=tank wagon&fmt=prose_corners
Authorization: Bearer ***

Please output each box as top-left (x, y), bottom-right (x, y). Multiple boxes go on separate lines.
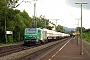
top-left (24, 27), bottom-right (70, 45)
top-left (43, 29), bottom-right (62, 40)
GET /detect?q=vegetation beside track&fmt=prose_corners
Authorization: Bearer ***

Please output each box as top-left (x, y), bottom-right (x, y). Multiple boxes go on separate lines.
top-left (82, 32), bottom-right (90, 42)
top-left (76, 27), bottom-right (90, 42)
top-left (82, 28), bottom-right (90, 42)
top-left (0, 41), bottom-right (23, 46)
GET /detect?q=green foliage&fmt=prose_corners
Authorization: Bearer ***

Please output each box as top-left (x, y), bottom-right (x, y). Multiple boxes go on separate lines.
top-left (56, 25), bottom-right (65, 33)
top-left (46, 26), bottom-right (53, 30)
top-left (7, 35), bottom-right (13, 43)
top-left (20, 10), bottom-right (32, 28)
top-left (82, 29), bottom-right (90, 42)
top-left (76, 27), bottom-right (85, 33)
top-left (0, 0), bottom-right (33, 43)
top-left (9, 0), bottom-right (19, 2)
top-left (84, 28), bottom-right (90, 32)
top-left (76, 27), bottom-right (90, 42)
top-left (32, 15), bottom-right (49, 29)
top-left (0, 0), bottom-right (8, 43)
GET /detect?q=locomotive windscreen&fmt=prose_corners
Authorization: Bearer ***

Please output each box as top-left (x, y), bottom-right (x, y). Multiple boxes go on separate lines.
top-left (26, 28), bottom-right (36, 34)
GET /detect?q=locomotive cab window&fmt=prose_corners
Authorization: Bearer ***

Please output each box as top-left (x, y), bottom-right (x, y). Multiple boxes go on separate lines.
top-left (26, 28), bottom-right (36, 34)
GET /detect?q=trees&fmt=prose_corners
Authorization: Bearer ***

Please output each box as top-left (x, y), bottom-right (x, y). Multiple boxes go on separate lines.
top-left (56, 25), bottom-right (65, 33)
top-left (8, 0), bottom-right (19, 8)
top-left (32, 15), bottom-right (49, 29)
top-left (76, 27), bottom-right (90, 42)
top-left (76, 27), bottom-right (85, 33)
top-left (0, 0), bottom-right (8, 43)
top-left (82, 28), bottom-right (90, 42)
top-left (0, 0), bottom-right (33, 43)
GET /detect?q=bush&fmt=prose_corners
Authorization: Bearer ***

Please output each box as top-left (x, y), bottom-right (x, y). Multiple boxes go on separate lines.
top-left (82, 33), bottom-right (90, 42)
top-left (7, 35), bottom-right (13, 43)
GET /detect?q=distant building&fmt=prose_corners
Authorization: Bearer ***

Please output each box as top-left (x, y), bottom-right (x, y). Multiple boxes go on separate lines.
top-left (48, 21), bottom-right (56, 30)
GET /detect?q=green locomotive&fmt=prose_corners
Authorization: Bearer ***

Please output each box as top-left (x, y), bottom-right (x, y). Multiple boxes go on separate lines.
top-left (24, 28), bottom-right (47, 45)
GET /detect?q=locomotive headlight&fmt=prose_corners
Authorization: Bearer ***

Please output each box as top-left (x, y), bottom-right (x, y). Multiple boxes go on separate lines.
top-left (34, 36), bottom-right (36, 38)
top-left (25, 37), bottom-right (26, 38)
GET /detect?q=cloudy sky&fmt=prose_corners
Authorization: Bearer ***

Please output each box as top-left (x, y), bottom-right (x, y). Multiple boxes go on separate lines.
top-left (16, 0), bottom-right (90, 29)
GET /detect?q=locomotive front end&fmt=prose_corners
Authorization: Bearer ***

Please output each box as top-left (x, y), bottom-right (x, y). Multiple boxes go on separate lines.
top-left (24, 28), bottom-right (38, 45)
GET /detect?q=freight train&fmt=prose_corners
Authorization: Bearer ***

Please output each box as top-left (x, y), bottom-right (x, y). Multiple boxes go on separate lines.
top-left (24, 27), bottom-right (70, 45)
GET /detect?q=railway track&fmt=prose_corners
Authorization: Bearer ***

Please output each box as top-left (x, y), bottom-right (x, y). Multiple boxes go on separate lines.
top-left (16, 38), bottom-right (71, 60)
top-left (0, 37), bottom-right (71, 60)
top-left (0, 41), bottom-right (55, 57)
top-left (0, 44), bottom-right (22, 51)
top-left (0, 44), bottom-right (39, 57)
top-left (0, 40), bottom-right (57, 57)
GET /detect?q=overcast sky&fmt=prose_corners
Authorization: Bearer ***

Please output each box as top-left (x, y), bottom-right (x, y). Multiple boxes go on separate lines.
top-left (16, 0), bottom-right (90, 29)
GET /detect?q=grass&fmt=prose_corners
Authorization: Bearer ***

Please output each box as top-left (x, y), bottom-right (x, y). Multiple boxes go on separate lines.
top-left (0, 41), bottom-right (23, 46)
top-left (82, 33), bottom-right (90, 43)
